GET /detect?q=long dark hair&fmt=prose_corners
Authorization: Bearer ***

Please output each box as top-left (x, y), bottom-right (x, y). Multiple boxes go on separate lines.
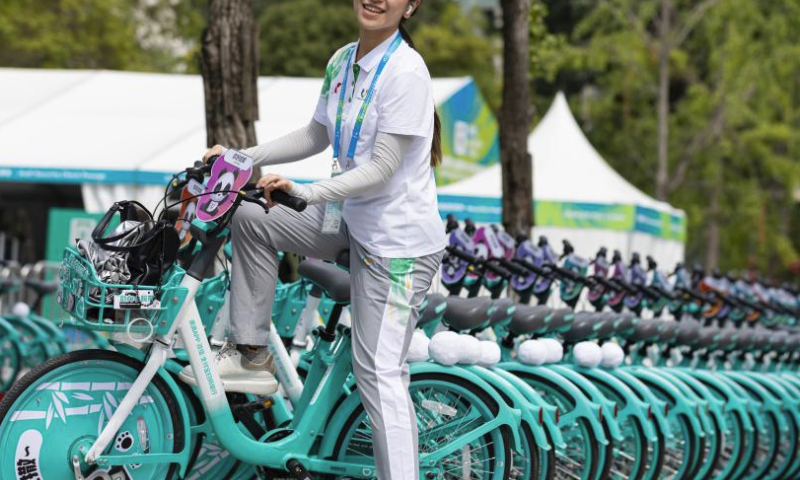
top-left (399, 18), bottom-right (442, 168)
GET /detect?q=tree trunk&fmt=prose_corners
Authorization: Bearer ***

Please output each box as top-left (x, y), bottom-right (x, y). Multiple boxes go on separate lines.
top-left (655, 0), bottom-right (671, 201)
top-left (499, 0), bottom-right (533, 235)
top-left (201, 0), bottom-right (259, 150)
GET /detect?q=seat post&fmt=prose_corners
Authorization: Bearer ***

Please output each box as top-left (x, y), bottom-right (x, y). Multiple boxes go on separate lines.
top-left (31, 293), bottom-right (43, 314)
top-left (323, 303), bottom-right (345, 340)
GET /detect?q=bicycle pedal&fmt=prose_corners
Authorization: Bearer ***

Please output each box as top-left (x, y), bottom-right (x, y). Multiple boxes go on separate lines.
top-left (287, 459), bottom-right (315, 480)
top-left (232, 397), bottom-right (274, 416)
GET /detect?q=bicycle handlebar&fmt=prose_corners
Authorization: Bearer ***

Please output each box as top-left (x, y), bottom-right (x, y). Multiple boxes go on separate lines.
top-left (445, 246), bottom-right (512, 278)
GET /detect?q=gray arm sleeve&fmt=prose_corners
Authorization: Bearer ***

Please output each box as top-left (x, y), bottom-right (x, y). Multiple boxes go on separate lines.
top-left (288, 131), bottom-right (412, 205)
top-left (241, 119), bottom-right (330, 167)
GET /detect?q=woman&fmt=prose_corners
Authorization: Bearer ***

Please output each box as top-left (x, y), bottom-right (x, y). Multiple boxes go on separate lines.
top-left (181, 1), bottom-right (445, 478)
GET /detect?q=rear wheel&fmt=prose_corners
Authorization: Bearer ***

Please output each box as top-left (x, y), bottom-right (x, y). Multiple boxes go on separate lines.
top-left (330, 372), bottom-right (513, 480)
top-left (0, 349), bottom-right (183, 480)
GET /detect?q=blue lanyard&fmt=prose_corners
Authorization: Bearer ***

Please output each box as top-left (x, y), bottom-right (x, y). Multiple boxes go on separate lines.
top-left (333, 32), bottom-right (403, 163)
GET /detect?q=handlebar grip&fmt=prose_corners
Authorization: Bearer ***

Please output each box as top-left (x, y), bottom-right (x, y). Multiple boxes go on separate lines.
top-left (512, 258), bottom-right (549, 277)
top-left (497, 258), bottom-right (528, 277)
top-left (549, 264), bottom-right (583, 283)
top-left (484, 261), bottom-right (512, 278)
top-left (445, 245), bottom-right (479, 264)
top-left (271, 190), bottom-right (308, 212)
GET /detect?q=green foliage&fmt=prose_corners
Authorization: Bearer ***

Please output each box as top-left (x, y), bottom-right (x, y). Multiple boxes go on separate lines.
top-left (257, 0), bottom-right (358, 77)
top-left (256, 0), bottom-right (498, 110)
top-left (529, 1), bottom-right (564, 83)
top-left (0, 0), bottom-right (203, 72)
top-left (541, 0), bottom-right (800, 277)
top-left (412, 4), bottom-right (500, 108)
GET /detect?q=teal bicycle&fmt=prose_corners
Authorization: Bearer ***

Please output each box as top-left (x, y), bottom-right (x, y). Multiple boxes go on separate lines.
top-left (0, 162), bottom-right (520, 480)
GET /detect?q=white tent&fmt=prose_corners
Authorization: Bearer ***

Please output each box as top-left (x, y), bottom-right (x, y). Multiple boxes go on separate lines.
top-left (0, 69), bottom-right (684, 266)
top-left (439, 92), bottom-right (686, 267)
top-left (0, 68), bottom-right (469, 210)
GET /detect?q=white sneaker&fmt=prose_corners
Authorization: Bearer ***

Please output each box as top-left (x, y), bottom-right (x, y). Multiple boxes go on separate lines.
top-left (179, 343), bottom-right (279, 396)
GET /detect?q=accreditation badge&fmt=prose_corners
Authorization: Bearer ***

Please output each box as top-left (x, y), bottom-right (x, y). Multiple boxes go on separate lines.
top-left (321, 157), bottom-right (345, 234)
top-left (321, 201), bottom-right (343, 234)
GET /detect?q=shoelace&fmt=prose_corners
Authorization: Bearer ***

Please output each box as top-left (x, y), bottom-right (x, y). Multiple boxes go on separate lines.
top-left (217, 342), bottom-right (238, 360)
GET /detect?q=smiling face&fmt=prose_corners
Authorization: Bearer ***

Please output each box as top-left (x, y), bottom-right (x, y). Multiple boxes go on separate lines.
top-left (353, 0), bottom-right (416, 33)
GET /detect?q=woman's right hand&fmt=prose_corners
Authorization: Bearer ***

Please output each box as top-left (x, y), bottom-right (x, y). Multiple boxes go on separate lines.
top-left (203, 144), bottom-right (226, 163)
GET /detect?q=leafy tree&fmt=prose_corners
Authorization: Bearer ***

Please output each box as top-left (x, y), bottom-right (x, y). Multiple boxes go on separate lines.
top-left (0, 0), bottom-right (204, 72)
top-left (541, 0), bottom-right (800, 276)
top-left (257, 0), bottom-right (358, 77)
top-left (412, 4), bottom-right (500, 108)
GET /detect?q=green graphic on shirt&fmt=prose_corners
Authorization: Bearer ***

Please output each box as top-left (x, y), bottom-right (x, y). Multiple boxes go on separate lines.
top-left (320, 45), bottom-right (356, 98)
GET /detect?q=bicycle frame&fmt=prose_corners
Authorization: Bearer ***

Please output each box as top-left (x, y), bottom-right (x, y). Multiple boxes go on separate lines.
top-left (84, 220), bottom-right (516, 477)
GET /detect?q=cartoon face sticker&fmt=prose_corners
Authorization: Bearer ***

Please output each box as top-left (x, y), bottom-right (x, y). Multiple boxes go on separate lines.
top-left (196, 151), bottom-right (253, 222)
top-left (202, 171), bottom-right (236, 216)
top-left (177, 201), bottom-right (196, 242)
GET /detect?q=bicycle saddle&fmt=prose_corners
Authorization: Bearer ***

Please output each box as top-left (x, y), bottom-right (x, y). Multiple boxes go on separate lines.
top-left (733, 330), bottom-right (753, 351)
top-left (747, 329), bottom-right (771, 352)
top-left (693, 327), bottom-right (720, 349)
top-left (488, 298), bottom-right (516, 327)
top-left (297, 260), bottom-right (351, 304)
top-left (593, 312), bottom-right (627, 338)
top-left (656, 321), bottom-right (680, 343)
top-left (562, 312), bottom-right (603, 342)
top-left (509, 304), bottom-right (551, 335)
top-left (765, 331), bottom-right (788, 353)
top-left (606, 312), bottom-right (639, 335)
top-left (417, 293), bottom-right (447, 327)
top-left (785, 335), bottom-right (800, 354)
top-left (626, 318), bottom-right (661, 342)
top-left (543, 308), bottom-right (575, 334)
top-left (335, 250), bottom-right (350, 270)
top-left (25, 279), bottom-right (59, 296)
top-left (443, 296), bottom-right (493, 332)
top-left (715, 328), bottom-right (738, 350)
top-left (675, 320), bottom-right (702, 347)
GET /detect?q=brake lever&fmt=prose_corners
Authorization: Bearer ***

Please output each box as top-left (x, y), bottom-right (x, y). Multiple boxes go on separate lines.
top-left (238, 188), bottom-right (270, 214)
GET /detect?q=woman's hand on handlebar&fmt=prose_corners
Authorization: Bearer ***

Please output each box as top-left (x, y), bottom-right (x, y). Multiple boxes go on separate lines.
top-left (257, 173), bottom-right (294, 208)
top-left (203, 144), bottom-right (226, 163)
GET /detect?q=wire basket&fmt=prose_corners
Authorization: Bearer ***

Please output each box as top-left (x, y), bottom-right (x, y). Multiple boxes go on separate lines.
top-left (272, 279), bottom-right (310, 339)
top-left (57, 247), bottom-right (188, 340)
top-left (196, 271), bottom-right (230, 332)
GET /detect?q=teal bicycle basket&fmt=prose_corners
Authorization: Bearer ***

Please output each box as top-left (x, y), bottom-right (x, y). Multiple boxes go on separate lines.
top-left (57, 247), bottom-right (188, 337)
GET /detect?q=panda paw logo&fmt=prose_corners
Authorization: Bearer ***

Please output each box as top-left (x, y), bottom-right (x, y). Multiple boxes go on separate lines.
top-left (114, 431), bottom-right (134, 452)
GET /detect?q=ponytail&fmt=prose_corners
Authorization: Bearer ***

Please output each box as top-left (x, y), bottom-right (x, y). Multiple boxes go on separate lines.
top-left (400, 20), bottom-right (443, 168)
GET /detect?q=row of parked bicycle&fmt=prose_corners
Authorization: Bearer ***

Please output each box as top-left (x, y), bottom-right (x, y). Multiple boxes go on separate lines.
top-left (0, 152), bottom-right (799, 480)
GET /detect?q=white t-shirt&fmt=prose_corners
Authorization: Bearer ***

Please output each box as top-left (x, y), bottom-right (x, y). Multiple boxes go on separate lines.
top-left (312, 32), bottom-right (446, 258)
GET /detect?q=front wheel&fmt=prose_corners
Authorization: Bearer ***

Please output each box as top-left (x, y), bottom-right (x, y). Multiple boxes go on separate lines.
top-left (0, 349), bottom-right (184, 480)
top-left (329, 372), bottom-right (513, 480)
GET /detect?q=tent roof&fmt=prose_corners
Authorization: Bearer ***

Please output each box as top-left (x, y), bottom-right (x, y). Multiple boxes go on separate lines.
top-left (440, 92), bottom-right (681, 214)
top-left (0, 68), bottom-right (469, 181)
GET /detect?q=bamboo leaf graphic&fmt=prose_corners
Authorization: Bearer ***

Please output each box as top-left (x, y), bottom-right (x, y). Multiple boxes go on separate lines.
top-left (73, 393), bottom-right (93, 401)
top-left (55, 391), bottom-right (69, 404)
top-left (53, 394), bottom-right (66, 423)
top-left (97, 409), bottom-right (105, 436)
top-left (46, 404), bottom-right (54, 429)
top-left (103, 398), bottom-right (113, 422)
